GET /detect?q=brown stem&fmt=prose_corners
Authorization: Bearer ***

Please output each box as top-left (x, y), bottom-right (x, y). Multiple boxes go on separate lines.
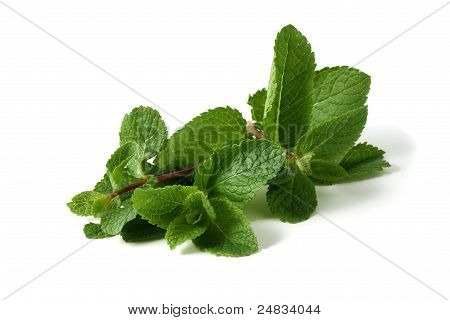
top-left (108, 179), bottom-right (148, 198)
top-left (285, 150), bottom-right (297, 160)
top-left (246, 121), bottom-right (266, 140)
top-left (107, 166), bottom-right (196, 198)
top-left (155, 166), bottom-right (196, 182)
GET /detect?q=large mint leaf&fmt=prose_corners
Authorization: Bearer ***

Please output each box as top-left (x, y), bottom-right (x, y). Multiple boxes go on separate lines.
top-left (194, 140), bottom-right (285, 207)
top-left (120, 216), bottom-right (166, 242)
top-left (193, 198), bottom-right (259, 257)
top-left (294, 107), bottom-right (368, 162)
top-left (247, 88), bottom-right (267, 123)
top-left (267, 166), bottom-right (317, 223)
top-left (119, 106), bottom-right (168, 159)
top-left (83, 223), bottom-right (113, 239)
top-left (263, 24), bottom-right (316, 148)
top-left (100, 202), bottom-right (137, 235)
top-left (154, 107), bottom-right (246, 171)
top-left (132, 185), bottom-right (198, 228)
top-left (340, 142), bottom-right (390, 180)
top-left (311, 67), bottom-right (370, 127)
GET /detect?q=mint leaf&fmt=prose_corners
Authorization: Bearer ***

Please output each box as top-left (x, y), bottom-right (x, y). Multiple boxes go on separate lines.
top-left (120, 216), bottom-right (166, 242)
top-left (166, 192), bottom-right (219, 249)
top-left (119, 106), bottom-right (168, 159)
top-left (194, 140), bottom-right (285, 207)
top-left (340, 142), bottom-right (390, 180)
top-left (193, 198), bottom-right (259, 257)
top-left (267, 167), bottom-right (317, 223)
top-left (166, 214), bottom-right (209, 250)
top-left (101, 202), bottom-right (137, 235)
top-left (294, 107), bottom-right (368, 162)
top-left (308, 159), bottom-right (348, 183)
top-left (132, 185), bottom-right (198, 228)
top-left (155, 107), bottom-right (246, 171)
top-left (93, 174), bottom-right (113, 194)
top-left (106, 141), bottom-right (142, 189)
top-left (184, 191), bottom-right (216, 221)
top-left (263, 24), bottom-right (316, 148)
top-left (67, 191), bottom-right (110, 217)
top-left (311, 67), bottom-right (370, 127)
top-left (83, 223), bottom-right (113, 239)
top-left (247, 88), bottom-right (267, 123)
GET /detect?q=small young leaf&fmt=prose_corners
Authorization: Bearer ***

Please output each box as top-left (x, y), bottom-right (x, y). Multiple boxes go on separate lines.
top-left (67, 191), bottom-right (109, 217)
top-left (132, 185), bottom-right (198, 228)
top-left (267, 167), bottom-right (317, 223)
top-left (311, 67), bottom-right (370, 127)
top-left (119, 106), bottom-right (168, 159)
top-left (193, 198), bottom-right (259, 257)
top-left (194, 140), bottom-right (285, 207)
top-left (106, 141), bottom-right (141, 189)
top-left (155, 107), bottom-right (247, 171)
top-left (120, 216), bottom-right (166, 242)
top-left (166, 214), bottom-right (209, 250)
top-left (184, 191), bottom-right (216, 221)
top-left (101, 202), bottom-right (137, 235)
top-left (247, 88), bottom-right (267, 123)
top-left (294, 107), bottom-right (368, 162)
top-left (93, 174), bottom-right (113, 194)
top-left (340, 142), bottom-right (390, 180)
top-left (83, 223), bottom-right (113, 239)
top-left (165, 192), bottom-right (213, 249)
top-left (263, 24), bottom-right (316, 148)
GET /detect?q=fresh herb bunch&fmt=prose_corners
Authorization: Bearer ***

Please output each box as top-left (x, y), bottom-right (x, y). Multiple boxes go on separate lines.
top-left (68, 24), bottom-right (390, 257)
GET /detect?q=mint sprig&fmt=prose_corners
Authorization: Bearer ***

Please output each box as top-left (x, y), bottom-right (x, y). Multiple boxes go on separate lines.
top-left (68, 24), bottom-right (390, 257)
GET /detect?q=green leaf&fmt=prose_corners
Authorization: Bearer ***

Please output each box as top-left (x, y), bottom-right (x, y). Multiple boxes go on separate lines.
top-left (193, 198), bottom-right (259, 257)
top-left (247, 88), bottom-right (267, 123)
top-left (101, 202), bottom-right (137, 235)
top-left (267, 166), bottom-right (317, 223)
top-left (308, 159), bottom-right (348, 183)
top-left (119, 106), bottom-right (168, 159)
top-left (194, 140), bottom-right (285, 207)
top-left (184, 191), bottom-right (216, 221)
top-left (106, 141), bottom-right (141, 189)
top-left (120, 216), bottom-right (166, 242)
top-left (311, 67), bottom-right (370, 127)
top-left (155, 107), bottom-right (247, 171)
top-left (132, 185), bottom-right (198, 228)
top-left (106, 142), bottom-right (138, 173)
top-left (93, 174), bottom-right (113, 194)
top-left (294, 107), bottom-right (368, 162)
top-left (166, 214), bottom-right (209, 250)
top-left (340, 142), bottom-right (390, 180)
top-left (83, 223), bottom-right (113, 239)
top-left (165, 192), bottom-right (218, 249)
top-left (67, 191), bottom-right (110, 217)
top-left (263, 24), bottom-right (316, 148)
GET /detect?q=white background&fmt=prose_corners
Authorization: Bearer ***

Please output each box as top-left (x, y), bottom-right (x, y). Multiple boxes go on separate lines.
top-left (0, 0), bottom-right (449, 318)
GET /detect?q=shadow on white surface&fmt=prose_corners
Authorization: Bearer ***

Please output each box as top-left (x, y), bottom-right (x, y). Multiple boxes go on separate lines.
top-left (245, 187), bottom-right (274, 222)
top-left (245, 188), bottom-right (284, 249)
top-left (180, 243), bottom-right (203, 255)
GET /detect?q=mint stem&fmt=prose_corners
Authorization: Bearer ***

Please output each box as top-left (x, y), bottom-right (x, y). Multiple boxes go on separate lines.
top-left (246, 121), bottom-right (266, 140)
top-left (108, 166), bottom-right (196, 198)
top-left (156, 166), bottom-right (195, 182)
